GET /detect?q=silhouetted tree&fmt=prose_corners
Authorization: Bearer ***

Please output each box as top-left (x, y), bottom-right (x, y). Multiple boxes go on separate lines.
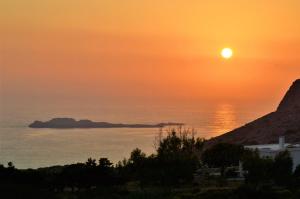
top-left (7, 162), bottom-right (15, 169)
top-left (96, 158), bottom-right (117, 186)
top-left (242, 149), bottom-right (274, 185)
top-left (202, 143), bottom-right (244, 176)
top-left (99, 158), bottom-right (113, 168)
top-left (292, 164), bottom-right (300, 188)
top-left (155, 129), bottom-right (204, 185)
top-left (272, 150), bottom-right (293, 186)
top-left (86, 158), bottom-right (97, 167)
top-left (129, 148), bottom-right (146, 165)
top-left (115, 129), bottom-right (204, 186)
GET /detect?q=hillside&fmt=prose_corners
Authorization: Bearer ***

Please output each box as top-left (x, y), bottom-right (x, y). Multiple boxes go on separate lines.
top-left (208, 79), bottom-right (300, 145)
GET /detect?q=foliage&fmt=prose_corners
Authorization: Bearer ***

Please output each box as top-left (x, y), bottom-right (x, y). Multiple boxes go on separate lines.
top-left (243, 149), bottom-right (293, 187)
top-left (292, 165), bottom-right (300, 188)
top-left (117, 128), bottom-right (205, 186)
top-left (155, 129), bottom-right (204, 185)
top-left (272, 150), bottom-right (293, 186)
top-left (201, 143), bottom-right (244, 175)
top-left (242, 149), bottom-right (274, 184)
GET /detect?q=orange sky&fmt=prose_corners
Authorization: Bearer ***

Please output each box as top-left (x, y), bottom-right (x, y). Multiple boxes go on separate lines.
top-left (1, 0), bottom-right (300, 108)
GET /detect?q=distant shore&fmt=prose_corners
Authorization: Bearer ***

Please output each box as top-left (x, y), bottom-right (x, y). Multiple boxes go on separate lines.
top-left (29, 118), bottom-right (184, 129)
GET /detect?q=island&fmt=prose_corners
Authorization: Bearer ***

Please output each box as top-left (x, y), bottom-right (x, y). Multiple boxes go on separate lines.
top-left (29, 118), bottom-right (184, 129)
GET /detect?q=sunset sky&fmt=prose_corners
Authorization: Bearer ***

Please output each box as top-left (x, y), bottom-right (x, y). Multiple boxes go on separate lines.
top-left (1, 0), bottom-right (300, 109)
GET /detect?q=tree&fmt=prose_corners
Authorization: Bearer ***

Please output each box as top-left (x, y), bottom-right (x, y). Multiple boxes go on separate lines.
top-left (272, 150), bottom-right (293, 186)
top-left (118, 128), bottom-right (205, 186)
top-left (85, 158), bottom-right (97, 167)
top-left (7, 162), bottom-right (15, 169)
top-left (157, 128), bottom-right (204, 158)
top-left (129, 148), bottom-right (146, 165)
top-left (155, 129), bottom-right (204, 185)
top-left (99, 158), bottom-right (113, 169)
top-left (242, 149), bottom-right (274, 184)
top-left (293, 164), bottom-right (300, 188)
top-left (96, 158), bottom-right (116, 186)
top-left (202, 143), bottom-right (244, 176)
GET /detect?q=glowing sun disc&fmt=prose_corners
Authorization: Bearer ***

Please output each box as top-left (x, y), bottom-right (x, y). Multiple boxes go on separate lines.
top-left (221, 48), bottom-right (233, 59)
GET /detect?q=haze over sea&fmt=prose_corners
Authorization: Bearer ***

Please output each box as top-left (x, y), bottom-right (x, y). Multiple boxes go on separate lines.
top-left (0, 101), bottom-right (274, 169)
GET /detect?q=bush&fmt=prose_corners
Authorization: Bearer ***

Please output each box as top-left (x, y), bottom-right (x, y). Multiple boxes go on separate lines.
top-left (202, 143), bottom-right (244, 176)
top-left (272, 151), bottom-right (293, 186)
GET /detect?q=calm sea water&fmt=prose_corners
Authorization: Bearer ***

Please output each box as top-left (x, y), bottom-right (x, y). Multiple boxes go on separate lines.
top-left (0, 102), bottom-right (273, 168)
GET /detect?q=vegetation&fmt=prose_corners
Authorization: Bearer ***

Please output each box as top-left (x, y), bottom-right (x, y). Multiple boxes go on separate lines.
top-left (201, 143), bottom-right (244, 176)
top-left (2, 128), bottom-right (300, 199)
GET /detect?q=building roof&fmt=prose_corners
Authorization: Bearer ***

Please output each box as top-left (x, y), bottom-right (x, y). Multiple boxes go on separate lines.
top-left (245, 143), bottom-right (300, 151)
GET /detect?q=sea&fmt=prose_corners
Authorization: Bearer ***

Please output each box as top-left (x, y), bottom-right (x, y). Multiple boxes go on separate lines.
top-left (0, 102), bottom-right (274, 169)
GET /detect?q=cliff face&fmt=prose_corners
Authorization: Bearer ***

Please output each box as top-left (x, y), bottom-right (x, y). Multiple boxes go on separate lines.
top-left (277, 79), bottom-right (300, 112)
top-left (208, 79), bottom-right (300, 145)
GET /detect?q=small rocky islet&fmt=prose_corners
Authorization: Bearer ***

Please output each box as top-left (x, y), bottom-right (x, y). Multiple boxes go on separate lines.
top-left (29, 118), bottom-right (183, 129)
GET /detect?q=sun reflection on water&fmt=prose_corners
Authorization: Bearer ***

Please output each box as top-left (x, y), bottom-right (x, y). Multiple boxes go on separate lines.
top-left (211, 104), bottom-right (238, 137)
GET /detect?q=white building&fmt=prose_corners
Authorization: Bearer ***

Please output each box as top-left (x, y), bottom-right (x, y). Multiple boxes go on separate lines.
top-left (245, 137), bottom-right (300, 171)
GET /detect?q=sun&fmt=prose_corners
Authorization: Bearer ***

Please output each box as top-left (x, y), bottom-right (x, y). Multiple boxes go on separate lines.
top-left (221, 48), bottom-right (233, 59)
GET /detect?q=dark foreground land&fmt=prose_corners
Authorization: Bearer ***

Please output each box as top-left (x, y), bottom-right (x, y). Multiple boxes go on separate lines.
top-left (3, 129), bottom-right (300, 199)
top-left (5, 184), bottom-right (300, 199)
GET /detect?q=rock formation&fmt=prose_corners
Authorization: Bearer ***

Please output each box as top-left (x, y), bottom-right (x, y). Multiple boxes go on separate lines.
top-left (29, 118), bottom-right (183, 129)
top-left (208, 79), bottom-right (300, 145)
